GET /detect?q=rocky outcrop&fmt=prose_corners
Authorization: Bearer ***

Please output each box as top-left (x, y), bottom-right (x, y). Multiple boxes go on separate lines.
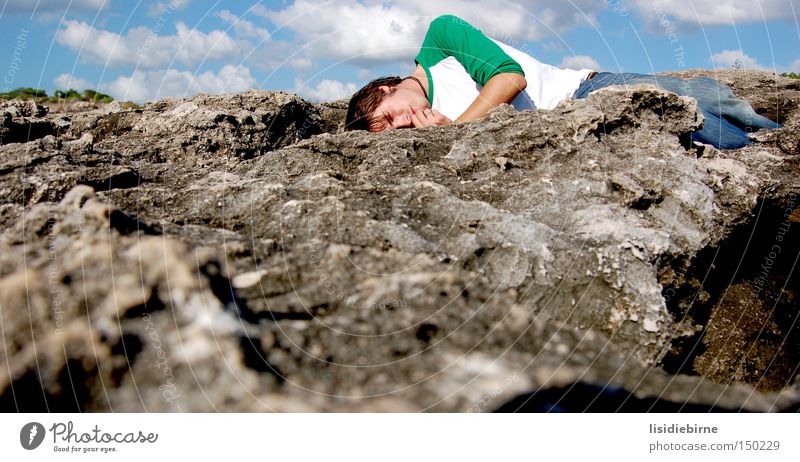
top-left (1, 71), bottom-right (798, 412)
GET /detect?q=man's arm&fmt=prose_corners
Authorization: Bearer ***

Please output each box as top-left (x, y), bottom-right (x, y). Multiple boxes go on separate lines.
top-left (410, 72), bottom-right (526, 128)
top-left (455, 72), bottom-right (527, 123)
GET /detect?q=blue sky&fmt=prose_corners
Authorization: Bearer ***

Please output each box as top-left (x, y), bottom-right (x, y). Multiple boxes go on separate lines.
top-left (1, 0), bottom-right (799, 103)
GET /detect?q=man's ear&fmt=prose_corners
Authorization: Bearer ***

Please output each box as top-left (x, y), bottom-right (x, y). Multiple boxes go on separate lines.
top-left (378, 85), bottom-right (393, 94)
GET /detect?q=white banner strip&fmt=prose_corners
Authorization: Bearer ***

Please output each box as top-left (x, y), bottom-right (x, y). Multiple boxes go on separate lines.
top-left (2, 414), bottom-right (797, 461)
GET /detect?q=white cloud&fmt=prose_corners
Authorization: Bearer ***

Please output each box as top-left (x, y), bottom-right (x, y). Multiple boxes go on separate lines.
top-left (56, 20), bottom-right (241, 68)
top-left (2, 0), bottom-right (106, 14)
top-left (254, 0), bottom-right (605, 64)
top-left (102, 65), bottom-right (257, 102)
top-left (290, 57), bottom-right (313, 71)
top-left (710, 49), bottom-right (762, 69)
top-left (217, 10), bottom-right (272, 40)
top-left (558, 55), bottom-right (601, 71)
top-left (148, 0), bottom-right (191, 17)
top-left (239, 39), bottom-right (304, 72)
top-left (789, 58), bottom-right (800, 72)
top-left (625, 0), bottom-right (800, 26)
top-left (297, 79), bottom-right (357, 102)
top-left (53, 73), bottom-right (93, 90)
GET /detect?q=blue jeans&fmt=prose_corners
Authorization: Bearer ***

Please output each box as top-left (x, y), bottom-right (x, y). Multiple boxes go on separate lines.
top-left (572, 72), bottom-right (782, 149)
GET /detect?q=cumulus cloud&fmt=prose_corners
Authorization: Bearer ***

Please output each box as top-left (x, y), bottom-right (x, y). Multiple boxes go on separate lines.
top-left (56, 20), bottom-right (241, 68)
top-left (558, 55), bottom-right (602, 71)
top-left (102, 65), bottom-right (257, 102)
top-left (217, 10), bottom-right (272, 40)
top-left (253, 0), bottom-right (604, 64)
top-left (53, 73), bottom-right (94, 90)
top-left (625, 0), bottom-right (800, 26)
top-left (290, 57), bottom-right (313, 71)
top-left (710, 49), bottom-right (762, 69)
top-left (297, 79), bottom-right (357, 102)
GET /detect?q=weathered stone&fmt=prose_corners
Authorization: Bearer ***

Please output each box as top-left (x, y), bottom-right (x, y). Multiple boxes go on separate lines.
top-left (0, 71), bottom-right (798, 412)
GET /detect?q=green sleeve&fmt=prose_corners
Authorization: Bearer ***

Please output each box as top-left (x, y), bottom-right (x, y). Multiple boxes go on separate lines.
top-left (414, 15), bottom-right (525, 86)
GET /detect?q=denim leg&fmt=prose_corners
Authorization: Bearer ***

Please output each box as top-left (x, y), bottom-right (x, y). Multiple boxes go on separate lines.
top-left (692, 109), bottom-right (751, 149)
top-left (572, 72), bottom-right (782, 149)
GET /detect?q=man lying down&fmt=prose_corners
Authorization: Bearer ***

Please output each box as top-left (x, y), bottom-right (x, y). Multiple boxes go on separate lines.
top-left (345, 15), bottom-right (781, 150)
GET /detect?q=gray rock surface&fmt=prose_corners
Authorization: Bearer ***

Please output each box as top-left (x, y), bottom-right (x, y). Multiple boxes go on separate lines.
top-left (1, 71), bottom-right (798, 412)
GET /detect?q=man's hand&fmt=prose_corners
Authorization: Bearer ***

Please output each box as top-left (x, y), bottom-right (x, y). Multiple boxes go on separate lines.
top-left (410, 107), bottom-right (451, 128)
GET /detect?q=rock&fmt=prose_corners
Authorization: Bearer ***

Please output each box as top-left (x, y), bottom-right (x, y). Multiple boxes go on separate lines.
top-left (0, 70), bottom-right (798, 412)
top-left (1, 100), bottom-right (55, 144)
top-left (1, 99), bottom-right (48, 117)
top-left (317, 99), bottom-right (348, 133)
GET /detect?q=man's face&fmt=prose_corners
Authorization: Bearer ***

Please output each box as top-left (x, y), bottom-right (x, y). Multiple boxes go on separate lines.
top-left (369, 85), bottom-right (431, 132)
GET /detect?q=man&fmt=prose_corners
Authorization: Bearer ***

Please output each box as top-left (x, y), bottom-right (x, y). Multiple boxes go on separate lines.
top-left (345, 15), bottom-right (780, 149)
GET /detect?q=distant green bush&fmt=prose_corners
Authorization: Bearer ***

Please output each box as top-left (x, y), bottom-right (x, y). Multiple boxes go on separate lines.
top-left (82, 89), bottom-right (114, 103)
top-left (0, 87), bottom-right (47, 100)
top-left (781, 72), bottom-right (800, 79)
top-left (54, 89), bottom-right (81, 99)
top-left (1, 87), bottom-right (114, 103)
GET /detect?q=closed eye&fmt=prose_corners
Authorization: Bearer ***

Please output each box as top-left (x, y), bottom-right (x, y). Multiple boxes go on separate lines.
top-left (368, 111), bottom-right (393, 132)
top-left (367, 112), bottom-right (389, 132)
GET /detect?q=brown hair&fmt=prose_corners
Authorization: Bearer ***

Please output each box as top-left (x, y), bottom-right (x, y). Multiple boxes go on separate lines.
top-left (344, 76), bottom-right (403, 131)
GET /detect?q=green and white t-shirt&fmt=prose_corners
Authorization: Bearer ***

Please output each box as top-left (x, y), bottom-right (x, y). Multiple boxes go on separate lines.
top-left (415, 15), bottom-right (593, 120)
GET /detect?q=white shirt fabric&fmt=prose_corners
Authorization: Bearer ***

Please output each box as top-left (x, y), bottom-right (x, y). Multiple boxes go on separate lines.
top-left (427, 38), bottom-right (594, 121)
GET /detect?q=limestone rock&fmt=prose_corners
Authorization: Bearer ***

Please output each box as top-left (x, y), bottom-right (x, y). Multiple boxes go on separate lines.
top-left (0, 71), bottom-right (798, 412)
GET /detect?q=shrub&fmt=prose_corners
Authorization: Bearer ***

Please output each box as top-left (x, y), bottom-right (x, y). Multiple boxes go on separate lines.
top-left (54, 89), bottom-right (81, 99)
top-left (1, 86), bottom-right (116, 103)
top-left (82, 89), bottom-right (114, 103)
top-left (0, 87), bottom-right (48, 100)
